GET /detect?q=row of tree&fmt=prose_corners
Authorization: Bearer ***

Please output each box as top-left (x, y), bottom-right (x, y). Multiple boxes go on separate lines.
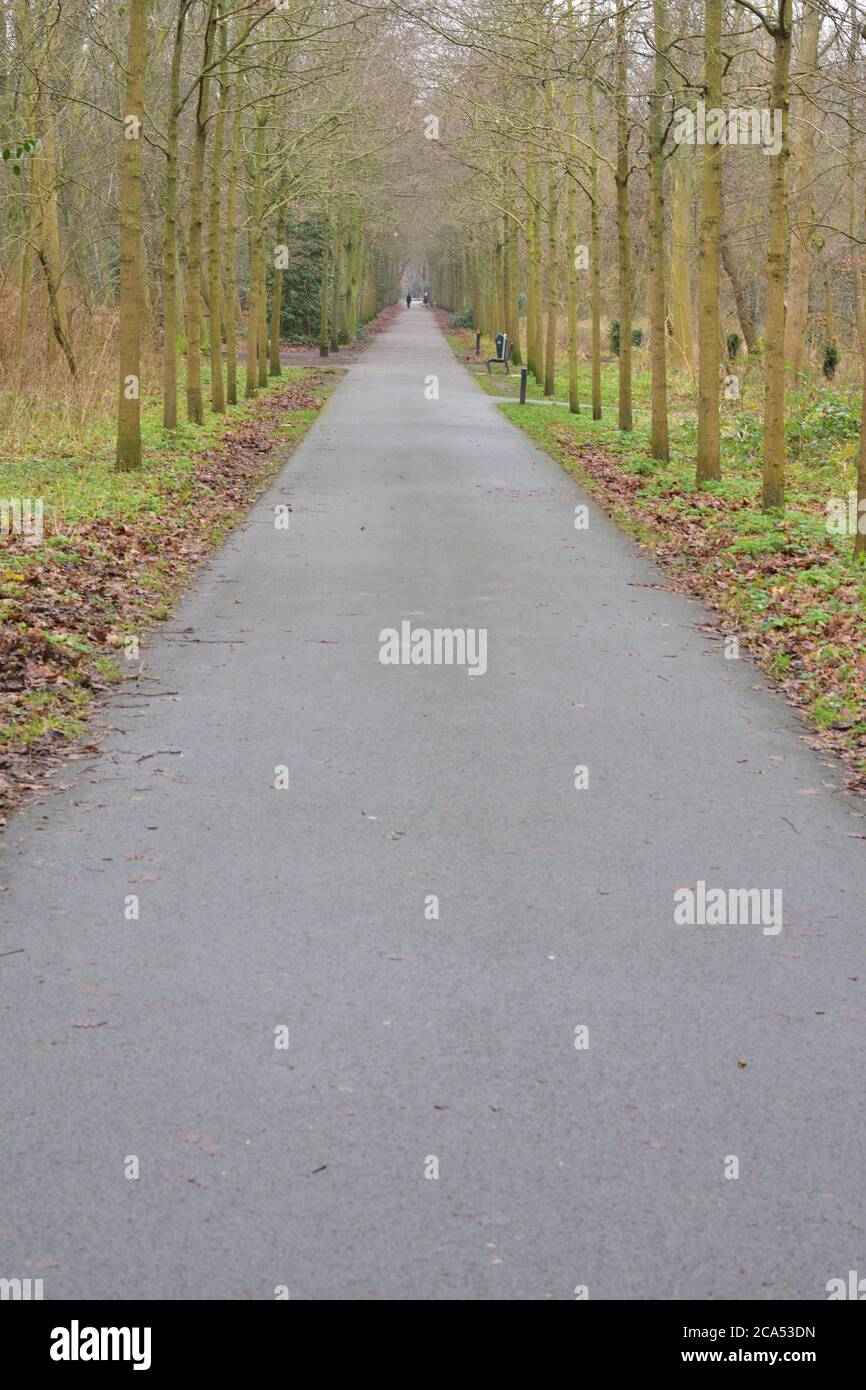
top-left (414, 0), bottom-right (866, 551)
top-left (1, 1), bottom-right (420, 468)
top-left (6, 0), bottom-right (866, 555)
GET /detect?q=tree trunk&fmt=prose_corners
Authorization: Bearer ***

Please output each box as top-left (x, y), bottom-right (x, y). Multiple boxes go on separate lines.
top-left (258, 251), bottom-right (268, 387)
top-left (246, 109), bottom-right (267, 395)
top-left (12, 9), bottom-right (38, 373)
top-left (115, 0), bottom-right (149, 471)
top-left (224, 84), bottom-right (242, 405)
top-left (185, 2), bottom-right (215, 423)
top-left (762, 0), bottom-right (793, 512)
top-left (14, 180), bottom-right (37, 370)
top-left (648, 0), bottom-right (669, 460)
top-left (504, 186), bottom-right (521, 363)
top-left (668, 144), bottom-right (694, 375)
top-left (820, 259), bottom-right (838, 356)
top-left (856, 186), bottom-right (866, 561)
top-left (696, 0), bottom-right (722, 485)
top-left (565, 4), bottom-right (579, 415)
top-left (38, 248), bottom-right (76, 377)
top-left (33, 85), bottom-right (71, 371)
top-left (544, 146), bottom-right (558, 399)
top-left (532, 190), bottom-right (544, 385)
top-left (319, 209), bottom-right (330, 357)
top-left (525, 170), bottom-right (538, 378)
top-left (495, 235), bottom-right (506, 333)
top-left (720, 199), bottom-right (759, 354)
top-left (587, 3), bottom-right (602, 419)
top-left (848, 5), bottom-right (864, 352)
top-left (161, 0), bottom-right (186, 430)
top-left (784, 1), bottom-right (820, 384)
top-left (208, 1), bottom-right (227, 413)
top-left (270, 211), bottom-right (284, 376)
top-left (615, 0), bottom-right (632, 430)
top-left (330, 207), bottom-right (341, 352)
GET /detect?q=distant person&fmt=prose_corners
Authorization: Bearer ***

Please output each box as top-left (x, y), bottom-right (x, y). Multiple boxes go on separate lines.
top-left (423, 291), bottom-right (429, 305)
top-left (406, 292), bottom-right (411, 309)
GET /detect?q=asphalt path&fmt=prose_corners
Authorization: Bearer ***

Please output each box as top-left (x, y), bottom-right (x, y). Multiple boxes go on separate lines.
top-left (2, 306), bottom-right (864, 1300)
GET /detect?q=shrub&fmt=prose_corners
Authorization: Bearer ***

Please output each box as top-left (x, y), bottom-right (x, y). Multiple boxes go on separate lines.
top-left (609, 320), bottom-right (642, 354)
top-left (785, 390), bottom-right (859, 456)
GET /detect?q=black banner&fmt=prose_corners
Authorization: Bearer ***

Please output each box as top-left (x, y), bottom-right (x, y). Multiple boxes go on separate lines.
top-left (5, 1299), bottom-right (862, 1375)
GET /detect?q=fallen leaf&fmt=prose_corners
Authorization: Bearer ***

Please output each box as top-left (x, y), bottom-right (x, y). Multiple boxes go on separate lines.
top-left (176, 1129), bottom-right (219, 1156)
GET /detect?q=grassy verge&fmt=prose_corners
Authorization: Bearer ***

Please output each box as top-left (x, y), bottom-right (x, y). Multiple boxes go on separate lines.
top-left (445, 322), bottom-right (866, 793)
top-left (0, 364), bottom-right (339, 821)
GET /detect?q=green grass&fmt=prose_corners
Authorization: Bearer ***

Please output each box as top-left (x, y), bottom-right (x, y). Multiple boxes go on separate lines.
top-left (1, 363), bottom-right (303, 528)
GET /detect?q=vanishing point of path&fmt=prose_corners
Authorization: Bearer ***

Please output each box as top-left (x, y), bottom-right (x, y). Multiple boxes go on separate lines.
top-left (2, 308), bottom-right (864, 1300)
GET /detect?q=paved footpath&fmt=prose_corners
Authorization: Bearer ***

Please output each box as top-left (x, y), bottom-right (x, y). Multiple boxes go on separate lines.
top-left (2, 307), bottom-right (864, 1300)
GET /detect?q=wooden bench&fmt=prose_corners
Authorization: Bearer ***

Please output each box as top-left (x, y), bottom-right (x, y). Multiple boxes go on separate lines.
top-left (485, 342), bottom-right (514, 375)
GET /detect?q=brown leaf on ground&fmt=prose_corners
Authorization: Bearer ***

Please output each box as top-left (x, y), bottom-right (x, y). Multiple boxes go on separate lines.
top-left (176, 1129), bottom-right (219, 1156)
top-left (1, 369), bottom-right (340, 825)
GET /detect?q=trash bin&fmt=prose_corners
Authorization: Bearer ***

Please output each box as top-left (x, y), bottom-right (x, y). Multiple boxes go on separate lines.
top-left (495, 332), bottom-right (508, 360)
